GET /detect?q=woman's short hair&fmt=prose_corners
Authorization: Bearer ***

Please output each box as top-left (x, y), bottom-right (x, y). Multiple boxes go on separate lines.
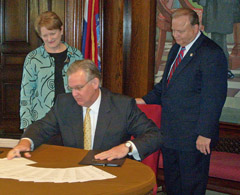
top-left (34, 11), bottom-right (63, 35)
top-left (67, 60), bottom-right (102, 82)
top-left (172, 8), bottom-right (199, 26)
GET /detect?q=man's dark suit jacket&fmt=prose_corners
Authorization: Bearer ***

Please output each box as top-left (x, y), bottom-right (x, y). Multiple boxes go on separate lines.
top-left (23, 88), bottom-right (162, 160)
top-left (143, 32), bottom-right (228, 151)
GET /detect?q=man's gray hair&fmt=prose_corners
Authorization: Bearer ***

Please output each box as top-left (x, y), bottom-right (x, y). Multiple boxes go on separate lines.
top-left (67, 60), bottom-right (102, 83)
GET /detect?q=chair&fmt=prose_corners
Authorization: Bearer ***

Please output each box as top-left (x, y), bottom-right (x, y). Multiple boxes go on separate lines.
top-left (137, 104), bottom-right (162, 195)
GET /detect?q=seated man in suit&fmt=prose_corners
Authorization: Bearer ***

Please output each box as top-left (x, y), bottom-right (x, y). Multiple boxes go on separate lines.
top-left (7, 59), bottom-right (162, 161)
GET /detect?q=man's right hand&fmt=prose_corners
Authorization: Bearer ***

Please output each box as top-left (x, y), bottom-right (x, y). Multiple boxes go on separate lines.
top-left (135, 98), bottom-right (146, 104)
top-left (7, 139), bottom-right (31, 160)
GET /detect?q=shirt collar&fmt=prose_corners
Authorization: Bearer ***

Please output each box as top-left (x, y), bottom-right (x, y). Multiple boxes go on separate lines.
top-left (184, 31), bottom-right (201, 52)
top-left (83, 89), bottom-right (101, 113)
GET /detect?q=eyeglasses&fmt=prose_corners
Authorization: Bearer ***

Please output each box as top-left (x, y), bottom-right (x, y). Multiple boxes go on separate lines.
top-left (67, 79), bottom-right (93, 92)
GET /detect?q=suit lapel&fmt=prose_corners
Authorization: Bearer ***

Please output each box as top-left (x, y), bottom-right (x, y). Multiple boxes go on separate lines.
top-left (167, 33), bottom-right (205, 87)
top-left (163, 44), bottom-right (180, 89)
top-left (93, 89), bottom-right (112, 149)
top-left (70, 101), bottom-right (84, 148)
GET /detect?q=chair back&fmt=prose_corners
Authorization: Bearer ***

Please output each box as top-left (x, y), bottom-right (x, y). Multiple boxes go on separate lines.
top-left (137, 104), bottom-right (162, 195)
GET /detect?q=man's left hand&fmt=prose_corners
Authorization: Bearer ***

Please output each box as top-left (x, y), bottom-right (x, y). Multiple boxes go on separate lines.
top-left (94, 144), bottom-right (129, 161)
top-left (196, 135), bottom-right (211, 155)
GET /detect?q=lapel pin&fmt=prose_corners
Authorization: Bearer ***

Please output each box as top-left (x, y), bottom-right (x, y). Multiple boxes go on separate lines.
top-left (190, 53), bottom-right (193, 57)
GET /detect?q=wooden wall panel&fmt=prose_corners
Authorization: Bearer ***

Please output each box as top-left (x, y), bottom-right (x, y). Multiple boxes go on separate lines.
top-left (102, 0), bottom-right (156, 97)
top-left (124, 0), bottom-right (156, 97)
top-left (2, 82), bottom-right (20, 118)
top-left (0, 0), bottom-right (39, 52)
top-left (0, 0), bottom-right (40, 135)
top-left (102, 0), bottom-right (124, 93)
top-left (64, 0), bottom-right (83, 49)
top-left (4, 0), bottom-right (28, 42)
top-left (38, 0), bottom-right (50, 12)
top-left (0, 54), bottom-right (25, 77)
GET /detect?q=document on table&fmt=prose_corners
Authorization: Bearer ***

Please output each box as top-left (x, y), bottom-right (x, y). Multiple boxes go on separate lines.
top-left (0, 157), bottom-right (36, 167)
top-left (0, 157), bottom-right (116, 183)
top-left (0, 138), bottom-right (19, 148)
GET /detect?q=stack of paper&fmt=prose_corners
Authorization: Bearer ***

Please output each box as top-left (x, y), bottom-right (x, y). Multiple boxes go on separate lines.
top-left (0, 158), bottom-right (116, 183)
top-left (0, 138), bottom-right (19, 148)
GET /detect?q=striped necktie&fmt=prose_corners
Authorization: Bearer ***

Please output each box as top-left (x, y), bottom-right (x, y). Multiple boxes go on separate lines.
top-left (84, 108), bottom-right (91, 150)
top-left (168, 47), bottom-right (186, 83)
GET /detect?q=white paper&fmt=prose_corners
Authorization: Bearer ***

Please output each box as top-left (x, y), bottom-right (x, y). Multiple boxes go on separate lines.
top-left (0, 157), bottom-right (36, 167)
top-left (0, 138), bottom-right (19, 148)
top-left (0, 159), bottom-right (116, 183)
top-left (19, 167), bottom-right (47, 181)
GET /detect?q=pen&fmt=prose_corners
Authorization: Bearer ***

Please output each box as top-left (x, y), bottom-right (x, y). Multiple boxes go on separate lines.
top-left (105, 164), bottom-right (119, 167)
top-left (20, 151), bottom-right (32, 155)
top-left (94, 163), bottom-right (119, 167)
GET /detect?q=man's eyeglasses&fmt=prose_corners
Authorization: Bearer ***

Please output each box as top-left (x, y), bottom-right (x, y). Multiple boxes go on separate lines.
top-left (67, 79), bottom-right (93, 92)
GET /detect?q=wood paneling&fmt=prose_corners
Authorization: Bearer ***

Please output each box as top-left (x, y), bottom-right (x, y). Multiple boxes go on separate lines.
top-left (4, 0), bottom-right (28, 42)
top-left (102, 0), bottom-right (124, 93)
top-left (0, 0), bottom-right (40, 135)
top-left (102, 0), bottom-right (156, 97)
top-left (124, 0), bottom-right (156, 97)
top-left (64, 0), bottom-right (83, 49)
top-left (2, 82), bottom-right (20, 118)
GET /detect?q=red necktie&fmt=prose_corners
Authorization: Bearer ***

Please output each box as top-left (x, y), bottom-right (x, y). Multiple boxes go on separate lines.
top-left (168, 47), bottom-right (186, 83)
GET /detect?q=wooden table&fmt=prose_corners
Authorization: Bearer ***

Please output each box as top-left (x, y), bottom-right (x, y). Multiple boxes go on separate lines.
top-left (0, 144), bottom-right (155, 195)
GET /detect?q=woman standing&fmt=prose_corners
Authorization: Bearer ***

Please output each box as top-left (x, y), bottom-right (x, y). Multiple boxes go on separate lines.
top-left (20, 11), bottom-right (83, 130)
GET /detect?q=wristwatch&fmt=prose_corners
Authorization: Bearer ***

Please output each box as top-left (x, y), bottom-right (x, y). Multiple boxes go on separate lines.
top-left (125, 141), bottom-right (133, 153)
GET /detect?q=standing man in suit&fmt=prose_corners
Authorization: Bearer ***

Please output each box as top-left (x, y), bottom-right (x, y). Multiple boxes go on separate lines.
top-left (136, 8), bottom-right (227, 194)
top-left (7, 59), bottom-right (162, 161)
